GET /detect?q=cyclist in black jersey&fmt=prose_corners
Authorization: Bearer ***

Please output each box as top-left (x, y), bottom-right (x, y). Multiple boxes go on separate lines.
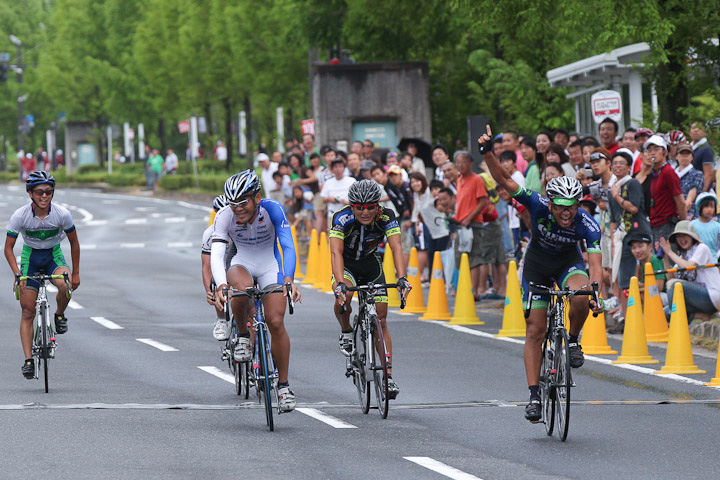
top-left (330, 180), bottom-right (410, 399)
top-left (478, 125), bottom-right (604, 423)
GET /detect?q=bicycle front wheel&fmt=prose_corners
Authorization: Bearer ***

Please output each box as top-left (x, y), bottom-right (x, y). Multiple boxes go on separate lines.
top-left (353, 317), bottom-right (370, 414)
top-left (555, 330), bottom-right (571, 441)
top-left (541, 339), bottom-right (555, 436)
top-left (258, 327), bottom-right (274, 431)
top-left (242, 361), bottom-right (250, 400)
top-left (370, 315), bottom-right (389, 419)
top-left (40, 304), bottom-right (50, 393)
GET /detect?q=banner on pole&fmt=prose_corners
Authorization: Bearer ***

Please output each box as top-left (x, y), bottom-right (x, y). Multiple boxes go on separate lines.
top-left (178, 120), bottom-right (190, 134)
top-left (301, 119), bottom-right (315, 136)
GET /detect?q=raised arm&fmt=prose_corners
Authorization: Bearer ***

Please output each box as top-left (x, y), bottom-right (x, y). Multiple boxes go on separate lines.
top-left (477, 125), bottom-right (520, 193)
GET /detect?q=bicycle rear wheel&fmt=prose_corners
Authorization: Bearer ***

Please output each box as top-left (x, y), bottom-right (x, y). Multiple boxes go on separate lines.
top-left (353, 317), bottom-right (370, 414)
top-left (258, 327), bottom-right (274, 431)
top-left (370, 315), bottom-right (389, 419)
top-left (555, 329), bottom-right (571, 441)
top-left (40, 304), bottom-right (49, 393)
top-left (541, 339), bottom-right (555, 435)
top-left (242, 361), bottom-right (250, 400)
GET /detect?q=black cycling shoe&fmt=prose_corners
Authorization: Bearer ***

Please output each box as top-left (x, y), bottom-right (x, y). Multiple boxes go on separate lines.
top-left (525, 399), bottom-right (542, 422)
top-left (568, 342), bottom-right (584, 368)
top-left (22, 358), bottom-right (34, 379)
top-left (55, 314), bottom-right (68, 334)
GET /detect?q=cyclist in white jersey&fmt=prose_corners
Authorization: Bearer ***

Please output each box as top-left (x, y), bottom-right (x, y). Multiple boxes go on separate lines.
top-left (4, 171), bottom-right (80, 379)
top-left (211, 170), bottom-right (301, 412)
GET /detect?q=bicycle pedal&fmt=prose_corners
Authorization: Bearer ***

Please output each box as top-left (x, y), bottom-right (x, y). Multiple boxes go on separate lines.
top-left (550, 369), bottom-right (557, 374)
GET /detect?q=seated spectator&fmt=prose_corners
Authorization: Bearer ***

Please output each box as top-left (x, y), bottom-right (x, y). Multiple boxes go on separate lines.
top-left (691, 193), bottom-right (720, 259)
top-left (660, 221), bottom-right (720, 322)
top-left (674, 143), bottom-right (704, 219)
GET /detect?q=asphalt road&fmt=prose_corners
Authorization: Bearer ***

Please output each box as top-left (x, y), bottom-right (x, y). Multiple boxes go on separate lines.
top-left (0, 185), bottom-right (718, 480)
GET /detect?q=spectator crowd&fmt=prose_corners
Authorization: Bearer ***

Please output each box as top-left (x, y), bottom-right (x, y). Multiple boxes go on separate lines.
top-left (258, 120), bottom-right (720, 331)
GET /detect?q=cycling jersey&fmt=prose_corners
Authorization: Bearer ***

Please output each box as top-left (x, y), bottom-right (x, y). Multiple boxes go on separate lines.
top-left (7, 203), bottom-right (75, 249)
top-left (210, 199), bottom-right (295, 288)
top-left (329, 205), bottom-right (401, 261)
top-left (511, 186), bottom-right (601, 256)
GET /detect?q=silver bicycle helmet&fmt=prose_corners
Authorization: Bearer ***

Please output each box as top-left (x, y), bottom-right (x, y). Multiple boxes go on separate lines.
top-left (224, 170), bottom-right (260, 201)
top-left (26, 171), bottom-right (56, 191)
top-left (348, 179), bottom-right (381, 205)
top-left (212, 194), bottom-right (228, 212)
top-left (545, 176), bottom-right (583, 206)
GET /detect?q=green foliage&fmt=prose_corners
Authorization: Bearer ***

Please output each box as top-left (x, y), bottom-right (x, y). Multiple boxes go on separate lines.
top-left (681, 90), bottom-right (720, 146)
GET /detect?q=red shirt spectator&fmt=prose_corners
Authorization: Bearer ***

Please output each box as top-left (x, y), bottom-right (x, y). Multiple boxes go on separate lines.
top-left (455, 173), bottom-right (497, 223)
top-left (650, 162), bottom-right (683, 227)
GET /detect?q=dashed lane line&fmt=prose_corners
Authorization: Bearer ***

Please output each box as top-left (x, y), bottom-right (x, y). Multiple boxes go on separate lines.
top-left (120, 243), bottom-right (145, 248)
top-left (296, 408), bottom-right (358, 429)
top-left (125, 218), bottom-right (148, 225)
top-left (136, 338), bottom-right (178, 352)
top-left (197, 366), bottom-right (235, 384)
top-left (167, 241), bottom-right (193, 248)
top-left (404, 457), bottom-right (483, 480)
top-left (90, 316), bottom-right (124, 330)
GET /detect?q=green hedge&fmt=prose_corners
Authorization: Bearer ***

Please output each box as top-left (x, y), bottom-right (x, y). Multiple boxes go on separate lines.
top-left (159, 174), bottom-right (227, 191)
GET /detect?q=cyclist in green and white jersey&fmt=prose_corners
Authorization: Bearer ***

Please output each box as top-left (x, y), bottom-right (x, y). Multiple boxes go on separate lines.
top-left (4, 171), bottom-right (80, 379)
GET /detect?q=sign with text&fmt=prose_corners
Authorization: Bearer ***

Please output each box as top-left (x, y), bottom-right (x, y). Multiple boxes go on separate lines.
top-left (591, 90), bottom-right (622, 124)
top-left (178, 120), bottom-right (190, 134)
top-left (301, 119), bottom-right (315, 136)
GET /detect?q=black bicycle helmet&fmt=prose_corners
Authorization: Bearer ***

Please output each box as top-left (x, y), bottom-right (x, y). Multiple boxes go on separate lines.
top-left (26, 171), bottom-right (56, 191)
top-left (348, 179), bottom-right (381, 205)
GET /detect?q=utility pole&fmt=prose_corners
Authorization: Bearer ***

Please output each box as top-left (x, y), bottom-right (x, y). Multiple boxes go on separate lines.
top-left (9, 35), bottom-right (23, 180)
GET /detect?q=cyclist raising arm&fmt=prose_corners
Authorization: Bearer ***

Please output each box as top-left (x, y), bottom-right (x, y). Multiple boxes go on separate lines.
top-left (330, 180), bottom-right (411, 399)
top-left (211, 170), bottom-right (301, 412)
top-left (4, 171), bottom-right (80, 379)
top-left (478, 126), bottom-right (603, 423)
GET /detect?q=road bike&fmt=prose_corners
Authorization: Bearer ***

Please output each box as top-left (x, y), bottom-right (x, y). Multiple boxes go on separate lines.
top-left (525, 281), bottom-right (598, 441)
top-left (224, 283), bottom-right (293, 431)
top-left (220, 290), bottom-right (251, 399)
top-left (341, 282), bottom-right (406, 419)
top-left (15, 272), bottom-right (71, 393)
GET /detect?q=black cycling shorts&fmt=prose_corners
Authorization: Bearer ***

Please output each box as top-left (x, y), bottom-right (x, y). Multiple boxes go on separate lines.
top-left (521, 244), bottom-right (588, 310)
top-left (333, 253), bottom-right (388, 303)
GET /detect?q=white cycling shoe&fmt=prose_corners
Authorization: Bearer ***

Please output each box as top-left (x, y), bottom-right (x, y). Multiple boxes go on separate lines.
top-left (213, 319), bottom-right (230, 341)
top-left (278, 386), bottom-right (296, 412)
top-left (233, 337), bottom-right (252, 362)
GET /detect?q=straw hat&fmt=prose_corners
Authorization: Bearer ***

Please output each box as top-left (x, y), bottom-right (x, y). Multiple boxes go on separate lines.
top-left (668, 220), bottom-right (700, 244)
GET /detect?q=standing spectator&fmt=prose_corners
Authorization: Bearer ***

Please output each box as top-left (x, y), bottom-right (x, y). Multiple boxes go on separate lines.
top-left (55, 149), bottom-right (64, 167)
top-left (362, 139), bottom-right (374, 160)
top-left (666, 129), bottom-right (687, 169)
top-left (621, 128), bottom-right (638, 156)
top-left (113, 150), bottom-right (126, 165)
top-left (409, 172), bottom-right (448, 281)
top-left (386, 152), bottom-right (409, 182)
top-left (546, 142), bottom-right (574, 177)
top-left (350, 141), bottom-right (363, 157)
top-left (431, 144), bottom-right (450, 180)
top-left (302, 134), bottom-right (318, 165)
top-left (321, 158), bottom-right (356, 222)
top-left (502, 131), bottom-right (528, 174)
top-left (370, 166), bottom-right (398, 215)
top-left (691, 193), bottom-right (720, 258)
top-left (257, 153), bottom-right (278, 195)
top-left (567, 139), bottom-right (586, 173)
top-left (492, 134), bottom-right (505, 157)
top-left (359, 159), bottom-right (375, 180)
top-left (599, 118), bottom-right (621, 155)
top-left (454, 151), bottom-right (505, 299)
top-left (553, 128), bottom-right (570, 152)
top-left (290, 185), bottom-right (314, 237)
top-left (215, 141), bottom-right (227, 163)
top-left (633, 145), bottom-right (653, 217)
top-left (147, 148), bottom-right (164, 190)
top-left (631, 128), bottom-right (653, 174)
top-left (347, 152), bottom-right (362, 180)
top-left (521, 138), bottom-right (544, 194)
top-left (21, 153), bottom-right (35, 181)
top-left (588, 148), bottom-right (615, 299)
top-left (660, 221), bottom-right (720, 322)
top-left (441, 159), bottom-right (459, 194)
top-left (690, 121), bottom-right (716, 192)
top-left (387, 165), bottom-right (414, 263)
top-left (581, 137), bottom-right (600, 166)
top-left (499, 150), bottom-right (527, 252)
top-left (406, 142), bottom-right (426, 174)
top-left (165, 148), bottom-right (178, 175)
top-left (645, 135), bottom-right (687, 244)
top-left (535, 130), bottom-right (552, 157)
top-left (675, 143), bottom-right (704, 219)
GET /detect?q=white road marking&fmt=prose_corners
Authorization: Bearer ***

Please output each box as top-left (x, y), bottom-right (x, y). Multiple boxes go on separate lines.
top-left (47, 284), bottom-right (57, 293)
top-left (0, 202), bottom-right (7, 207)
top-left (404, 457), bottom-right (483, 480)
top-left (167, 242), bottom-right (193, 248)
top-left (91, 316), bottom-right (124, 330)
top-left (85, 220), bottom-right (108, 226)
top-left (134, 207), bottom-right (155, 212)
top-left (136, 338), bottom-right (178, 352)
top-left (125, 218), bottom-right (147, 224)
top-left (68, 300), bottom-right (83, 310)
top-left (198, 366), bottom-right (235, 384)
top-left (120, 243), bottom-right (145, 248)
top-left (296, 408), bottom-right (357, 429)
top-left (164, 217), bottom-right (186, 223)
top-left (102, 200), bottom-right (120, 205)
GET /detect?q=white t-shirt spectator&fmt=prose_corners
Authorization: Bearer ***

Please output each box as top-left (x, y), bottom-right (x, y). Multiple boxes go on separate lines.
top-left (216, 145), bottom-right (227, 161)
top-left (165, 152), bottom-right (178, 173)
top-left (321, 176), bottom-right (356, 218)
top-left (412, 189), bottom-right (449, 239)
top-left (508, 171), bottom-right (526, 229)
top-left (260, 163), bottom-right (279, 194)
top-left (678, 242), bottom-right (720, 309)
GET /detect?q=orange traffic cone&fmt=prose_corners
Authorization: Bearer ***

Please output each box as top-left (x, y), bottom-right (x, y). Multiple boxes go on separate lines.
top-left (208, 210), bottom-right (216, 227)
top-left (304, 229), bottom-right (319, 285)
top-left (404, 247), bottom-right (426, 314)
top-left (581, 294), bottom-right (617, 354)
top-left (705, 343), bottom-right (720, 385)
top-left (315, 232), bottom-right (332, 291)
top-left (643, 262), bottom-right (668, 342)
top-left (290, 226), bottom-right (304, 280)
top-left (613, 276), bottom-right (659, 364)
top-left (420, 251), bottom-right (451, 321)
top-left (449, 253), bottom-right (483, 325)
top-left (655, 282), bottom-right (706, 374)
top-left (496, 260), bottom-right (524, 336)
top-left (382, 247), bottom-right (401, 308)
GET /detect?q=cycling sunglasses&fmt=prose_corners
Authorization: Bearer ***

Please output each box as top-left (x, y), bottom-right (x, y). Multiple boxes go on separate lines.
top-left (351, 203), bottom-right (378, 211)
top-left (32, 188), bottom-right (54, 197)
top-left (228, 197), bottom-right (252, 208)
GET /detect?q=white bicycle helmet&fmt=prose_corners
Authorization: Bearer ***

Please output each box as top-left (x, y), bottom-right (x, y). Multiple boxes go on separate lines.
top-left (348, 179), bottom-right (381, 205)
top-left (224, 170), bottom-right (260, 201)
top-left (545, 176), bottom-right (583, 206)
top-left (213, 194), bottom-right (228, 212)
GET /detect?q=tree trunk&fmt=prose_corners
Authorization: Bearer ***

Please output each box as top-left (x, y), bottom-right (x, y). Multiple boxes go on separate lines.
top-left (223, 97), bottom-right (233, 171)
top-left (656, 37), bottom-right (689, 128)
top-left (95, 120), bottom-right (104, 168)
top-left (158, 118), bottom-right (166, 153)
top-left (244, 95), bottom-right (253, 170)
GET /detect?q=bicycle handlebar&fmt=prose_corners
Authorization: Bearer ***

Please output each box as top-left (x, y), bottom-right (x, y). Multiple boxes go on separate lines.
top-left (14, 272), bottom-right (71, 300)
top-left (339, 282), bottom-right (408, 313)
top-left (523, 281), bottom-right (599, 319)
top-left (223, 283), bottom-right (294, 315)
